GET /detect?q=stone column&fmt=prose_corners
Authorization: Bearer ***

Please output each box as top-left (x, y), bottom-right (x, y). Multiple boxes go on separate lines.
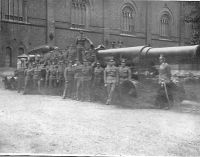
top-left (102, 0), bottom-right (110, 48)
top-left (23, 0), bottom-right (28, 22)
top-left (179, 2), bottom-right (185, 46)
top-left (145, 1), bottom-right (152, 46)
top-left (46, 0), bottom-right (55, 46)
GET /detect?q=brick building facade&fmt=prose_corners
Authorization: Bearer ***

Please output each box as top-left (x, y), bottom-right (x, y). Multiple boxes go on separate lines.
top-left (0, 0), bottom-right (193, 67)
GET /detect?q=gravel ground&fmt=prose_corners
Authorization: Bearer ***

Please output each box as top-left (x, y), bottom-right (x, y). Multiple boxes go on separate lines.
top-left (0, 86), bottom-right (200, 156)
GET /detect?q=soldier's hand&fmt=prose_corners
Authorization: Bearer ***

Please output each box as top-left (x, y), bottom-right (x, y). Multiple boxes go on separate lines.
top-left (104, 83), bottom-right (107, 87)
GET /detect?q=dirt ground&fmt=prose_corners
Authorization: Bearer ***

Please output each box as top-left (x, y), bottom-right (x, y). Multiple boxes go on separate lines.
top-left (0, 82), bottom-right (200, 156)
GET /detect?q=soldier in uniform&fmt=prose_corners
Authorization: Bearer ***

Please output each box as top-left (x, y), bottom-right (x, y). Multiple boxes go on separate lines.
top-left (62, 61), bottom-right (75, 99)
top-left (17, 59), bottom-right (25, 93)
top-left (33, 63), bottom-right (41, 92)
top-left (23, 63), bottom-right (33, 95)
top-left (74, 59), bottom-right (83, 100)
top-left (49, 64), bottom-right (57, 89)
top-left (118, 59), bottom-right (132, 100)
top-left (45, 64), bottom-right (50, 88)
top-left (40, 63), bottom-right (46, 88)
top-left (56, 61), bottom-right (65, 95)
top-left (104, 58), bottom-right (118, 105)
top-left (92, 61), bottom-right (104, 102)
top-left (81, 59), bottom-right (92, 101)
top-left (155, 55), bottom-right (173, 109)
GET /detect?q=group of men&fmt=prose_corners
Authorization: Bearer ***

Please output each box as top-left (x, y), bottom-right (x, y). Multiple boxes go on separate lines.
top-left (62, 58), bottom-right (132, 105)
top-left (16, 54), bottom-right (173, 109)
top-left (16, 57), bottom-right (133, 105)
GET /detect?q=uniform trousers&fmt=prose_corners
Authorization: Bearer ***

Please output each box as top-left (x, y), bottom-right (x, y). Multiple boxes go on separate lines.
top-left (155, 82), bottom-right (174, 109)
top-left (17, 76), bottom-right (24, 93)
top-left (63, 80), bottom-right (74, 98)
top-left (106, 82), bottom-right (116, 104)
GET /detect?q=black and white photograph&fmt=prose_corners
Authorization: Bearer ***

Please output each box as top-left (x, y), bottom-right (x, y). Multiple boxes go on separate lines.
top-left (0, 0), bottom-right (200, 156)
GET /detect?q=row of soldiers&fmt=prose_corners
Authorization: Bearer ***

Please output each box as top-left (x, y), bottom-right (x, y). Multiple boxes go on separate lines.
top-left (16, 58), bottom-right (132, 105)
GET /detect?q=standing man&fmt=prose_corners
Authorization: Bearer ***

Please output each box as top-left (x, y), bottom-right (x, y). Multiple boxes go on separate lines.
top-left (155, 55), bottom-right (173, 109)
top-left (62, 61), bottom-right (75, 99)
top-left (23, 63), bottom-right (33, 95)
top-left (57, 61), bottom-right (65, 95)
top-left (74, 59), bottom-right (83, 100)
top-left (92, 61), bottom-right (104, 102)
top-left (104, 59), bottom-right (118, 105)
top-left (81, 59), bottom-right (92, 101)
top-left (33, 63), bottom-right (41, 92)
top-left (118, 59), bottom-right (132, 100)
top-left (45, 64), bottom-right (50, 88)
top-left (40, 63), bottom-right (46, 88)
top-left (17, 59), bottom-right (25, 93)
top-left (49, 64), bottom-right (57, 89)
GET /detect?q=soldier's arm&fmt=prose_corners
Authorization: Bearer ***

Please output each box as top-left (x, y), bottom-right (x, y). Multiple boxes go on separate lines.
top-left (167, 65), bottom-right (172, 80)
top-left (64, 68), bottom-right (67, 81)
top-left (128, 68), bottom-right (132, 80)
top-left (104, 69), bottom-right (107, 84)
top-left (24, 70), bottom-right (26, 76)
top-left (116, 67), bottom-right (119, 84)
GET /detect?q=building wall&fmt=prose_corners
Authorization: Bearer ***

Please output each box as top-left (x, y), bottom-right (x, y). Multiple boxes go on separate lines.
top-left (0, 0), bottom-right (194, 67)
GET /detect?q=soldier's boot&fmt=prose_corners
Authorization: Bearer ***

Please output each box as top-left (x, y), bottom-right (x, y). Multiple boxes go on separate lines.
top-left (106, 98), bottom-right (111, 105)
top-left (62, 85), bottom-right (67, 99)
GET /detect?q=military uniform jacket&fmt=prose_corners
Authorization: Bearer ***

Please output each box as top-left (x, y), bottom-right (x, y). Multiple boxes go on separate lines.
top-left (25, 69), bottom-right (33, 81)
top-left (64, 66), bottom-right (74, 82)
top-left (57, 65), bottom-right (65, 80)
top-left (40, 67), bottom-right (46, 81)
top-left (93, 67), bottom-right (104, 84)
top-left (33, 68), bottom-right (41, 80)
top-left (118, 66), bottom-right (131, 82)
top-left (104, 65), bottom-right (118, 84)
top-left (82, 65), bottom-right (92, 81)
top-left (74, 64), bottom-right (83, 79)
top-left (49, 69), bottom-right (57, 80)
top-left (159, 63), bottom-right (171, 83)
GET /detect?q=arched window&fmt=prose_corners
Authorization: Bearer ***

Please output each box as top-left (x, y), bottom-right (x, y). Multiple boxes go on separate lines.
top-left (160, 13), bottom-right (171, 37)
top-left (5, 47), bottom-right (12, 67)
top-left (71, 0), bottom-right (89, 29)
top-left (1, 0), bottom-right (26, 22)
top-left (18, 47), bottom-right (24, 55)
top-left (122, 5), bottom-right (135, 33)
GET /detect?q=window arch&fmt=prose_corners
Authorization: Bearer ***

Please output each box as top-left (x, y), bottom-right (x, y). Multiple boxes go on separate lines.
top-left (71, 0), bottom-right (90, 29)
top-left (18, 47), bottom-right (25, 55)
top-left (122, 5), bottom-right (135, 33)
top-left (160, 13), bottom-right (171, 37)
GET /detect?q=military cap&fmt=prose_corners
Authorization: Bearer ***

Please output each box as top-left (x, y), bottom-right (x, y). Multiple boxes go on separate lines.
top-left (159, 54), bottom-right (165, 59)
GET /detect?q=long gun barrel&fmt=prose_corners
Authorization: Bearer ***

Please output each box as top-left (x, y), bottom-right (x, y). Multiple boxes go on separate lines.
top-left (98, 45), bottom-right (200, 58)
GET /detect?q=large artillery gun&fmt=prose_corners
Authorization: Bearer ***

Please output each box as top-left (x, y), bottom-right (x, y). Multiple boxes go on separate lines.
top-left (98, 45), bottom-right (200, 106)
top-left (98, 45), bottom-right (200, 76)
